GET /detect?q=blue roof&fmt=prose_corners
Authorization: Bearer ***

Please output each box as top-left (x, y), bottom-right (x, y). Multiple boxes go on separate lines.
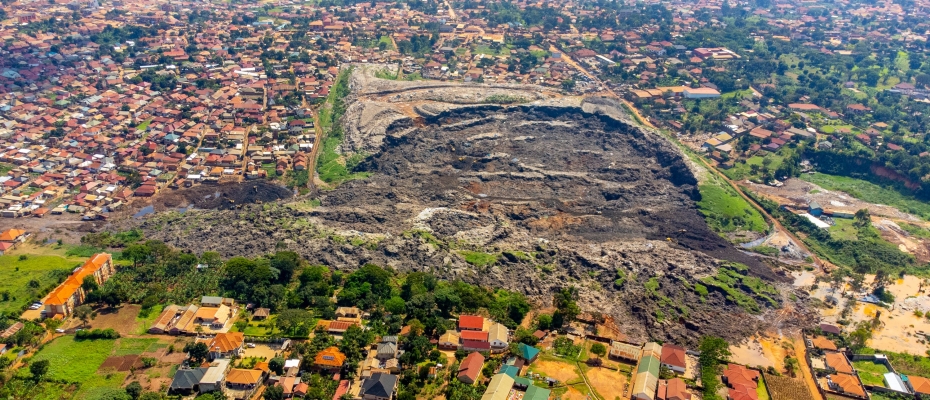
top-left (518, 343), bottom-right (540, 361)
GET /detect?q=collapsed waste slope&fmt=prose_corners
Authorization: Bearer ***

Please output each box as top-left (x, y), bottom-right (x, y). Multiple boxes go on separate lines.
top-left (132, 95), bottom-right (803, 345)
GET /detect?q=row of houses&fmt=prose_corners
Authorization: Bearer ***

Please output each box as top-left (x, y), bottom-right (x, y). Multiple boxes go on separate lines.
top-left (148, 296), bottom-right (237, 335)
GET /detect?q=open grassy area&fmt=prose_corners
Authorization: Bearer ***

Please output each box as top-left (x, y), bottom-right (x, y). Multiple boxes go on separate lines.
top-left (135, 119), bottom-right (152, 131)
top-left (378, 35), bottom-right (394, 50)
top-left (0, 251), bottom-right (83, 314)
top-left (829, 218), bottom-right (859, 241)
top-left (697, 175), bottom-right (768, 233)
top-left (316, 67), bottom-right (370, 186)
top-left (114, 338), bottom-right (159, 356)
top-left (757, 376), bottom-right (771, 400)
top-left (852, 360), bottom-right (889, 387)
top-left (722, 153), bottom-right (786, 181)
top-left (801, 172), bottom-right (930, 220)
top-left (28, 337), bottom-right (116, 383)
top-left (458, 251), bottom-right (498, 267)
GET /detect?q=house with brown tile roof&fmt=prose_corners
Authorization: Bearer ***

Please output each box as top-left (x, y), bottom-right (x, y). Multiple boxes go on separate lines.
top-left (829, 373), bottom-right (866, 398)
top-left (661, 344), bottom-right (687, 374)
top-left (658, 378), bottom-right (691, 400)
top-left (810, 336), bottom-right (837, 351)
top-left (457, 352), bottom-right (484, 385)
top-left (907, 375), bottom-right (930, 395)
top-left (208, 332), bottom-right (244, 360)
top-left (825, 352), bottom-right (854, 374)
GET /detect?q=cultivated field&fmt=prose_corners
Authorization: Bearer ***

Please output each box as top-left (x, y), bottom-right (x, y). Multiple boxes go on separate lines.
top-left (763, 372), bottom-right (815, 400)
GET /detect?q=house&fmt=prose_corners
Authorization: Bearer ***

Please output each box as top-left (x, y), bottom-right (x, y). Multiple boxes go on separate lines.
top-left (168, 367), bottom-right (208, 395)
top-left (808, 201), bottom-right (824, 217)
top-left (336, 306), bottom-right (362, 320)
top-left (461, 330), bottom-right (489, 342)
top-left (457, 352), bottom-right (485, 384)
top-left (825, 352), bottom-right (853, 374)
top-left (200, 296), bottom-right (225, 307)
top-left (820, 324), bottom-right (841, 335)
top-left (439, 331), bottom-right (460, 350)
top-left (459, 315), bottom-right (484, 331)
top-left (0, 229), bottom-right (27, 243)
top-left (633, 353), bottom-right (660, 400)
top-left (315, 346), bottom-right (346, 372)
top-left (208, 332), bottom-right (245, 360)
top-left (523, 385), bottom-right (551, 400)
top-left (906, 375), bottom-right (930, 396)
top-left (463, 340), bottom-right (491, 352)
top-left (225, 368), bottom-right (265, 395)
top-left (610, 341), bottom-right (641, 361)
top-left (810, 336), bottom-right (837, 351)
top-left (361, 372), bottom-right (398, 400)
top-left (517, 343), bottom-right (540, 364)
top-left (44, 253), bottom-right (115, 317)
top-left (829, 373), bottom-right (866, 398)
top-left (658, 378), bottom-right (691, 400)
top-left (0, 241), bottom-right (12, 255)
top-left (0, 322), bottom-right (23, 339)
top-left (376, 342), bottom-right (398, 360)
top-left (660, 344), bottom-right (687, 374)
top-left (253, 308), bottom-right (270, 320)
top-left (488, 322), bottom-right (509, 350)
top-left (482, 373), bottom-right (515, 400)
top-left (198, 359), bottom-right (230, 393)
top-left (682, 87), bottom-right (721, 99)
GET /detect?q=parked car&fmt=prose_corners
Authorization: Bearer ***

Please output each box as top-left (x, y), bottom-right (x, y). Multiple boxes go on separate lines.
top-left (247, 343), bottom-right (256, 348)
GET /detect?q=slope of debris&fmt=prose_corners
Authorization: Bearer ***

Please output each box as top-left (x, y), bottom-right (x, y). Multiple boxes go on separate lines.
top-left (126, 70), bottom-right (811, 345)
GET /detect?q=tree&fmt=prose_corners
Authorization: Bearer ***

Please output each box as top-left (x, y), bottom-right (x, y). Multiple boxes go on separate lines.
top-left (74, 305), bottom-right (97, 328)
top-left (125, 381), bottom-right (143, 400)
top-left (536, 313), bottom-right (553, 331)
top-left (590, 343), bottom-right (607, 358)
top-left (82, 275), bottom-right (99, 293)
top-left (384, 296), bottom-right (406, 315)
top-left (784, 357), bottom-right (799, 377)
top-left (269, 357), bottom-right (285, 375)
top-left (854, 208), bottom-right (872, 228)
top-left (698, 336), bottom-right (731, 366)
top-left (276, 309), bottom-right (311, 336)
top-left (183, 342), bottom-right (210, 364)
top-left (30, 360), bottom-right (50, 381)
top-left (848, 321), bottom-right (873, 352)
top-left (263, 385), bottom-right (284, 400)
top-left (552, 287), bottom-right (580, 329)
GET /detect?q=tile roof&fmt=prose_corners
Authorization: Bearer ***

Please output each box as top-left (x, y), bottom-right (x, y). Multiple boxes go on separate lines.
top-left (208, 332), bottom-right (244, 353)
top-left (458, 315), bottom-right (484, 331)
top-left (0, 229), bottom-right (25, 241)
top-left (226, 368), bottom-right (263, 385)
top-left (457, 352), bottom-right (485, 383)
top-left (45, 253), bottom-right (111, 306)
top-left (825, 352), bottom-right (853, 374)
top-left (831, 373), bottom-right (865, 397)
top-left (661, 344), bottom-right (687, 368)
top-left (314, 346), bottom-right (346, 367)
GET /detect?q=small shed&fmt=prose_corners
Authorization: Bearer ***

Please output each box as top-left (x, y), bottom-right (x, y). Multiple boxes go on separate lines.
top-left (253, 308), bottom-right (270, 320)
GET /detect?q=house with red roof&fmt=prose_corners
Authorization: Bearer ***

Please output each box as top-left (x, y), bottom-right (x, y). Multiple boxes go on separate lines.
top-left (458, 315), bottom-right (484, 331)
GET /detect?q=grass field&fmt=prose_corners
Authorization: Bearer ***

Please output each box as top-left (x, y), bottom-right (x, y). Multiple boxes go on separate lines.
top-left (697, 176), bottom-right (768, 233)
top-left (114, 338), bottom-right (159, 356)
top-left (757, 376), bottom-right (771, 400)
top-left (801, 173), bottom-right (930, 219)
top-left (135, 304), bottom-right (164, 334)
top-left (0, 251), bottom-right (83, 314)
top-left (722, 154), bottom-right (786, 181)
top-left (853, 360), bottom-right (889, 387)
top-left (28, 337), bottom-right (116, 383)
top-left (829, 219), bottom-right (859, 241)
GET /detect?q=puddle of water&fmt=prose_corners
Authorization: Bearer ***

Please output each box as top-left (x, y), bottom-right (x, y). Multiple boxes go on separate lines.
top-left (133, 205), bottom-right (154, 218)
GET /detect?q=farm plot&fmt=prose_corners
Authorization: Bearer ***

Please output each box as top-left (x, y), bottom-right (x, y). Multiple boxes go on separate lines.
top-left (763, 372), bottom-right (815, 400)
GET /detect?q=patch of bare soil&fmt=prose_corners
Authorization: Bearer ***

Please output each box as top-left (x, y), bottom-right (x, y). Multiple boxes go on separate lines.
top-left (100, 355), bottom-right (141, 372)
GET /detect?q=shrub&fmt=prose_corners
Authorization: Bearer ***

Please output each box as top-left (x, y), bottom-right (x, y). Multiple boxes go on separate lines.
top-left (75, 328), bottom-right (120, 340)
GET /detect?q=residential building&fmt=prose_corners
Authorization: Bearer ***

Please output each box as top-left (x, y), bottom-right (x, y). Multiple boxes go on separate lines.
top-left (44, 253), bottom-right (114, 317)
top-left (168, 367), bottom-right (208, 395)
top-left (360, 372), bottom-right (398, 400)
top-left (457, 352), bottom-right (484, 384)
top-left (660, 344), bottom-right (687, 374)
top-left (315, 346), bottom-right (346, 372)
top-left (658, 378), bottom-right (691, 400)
top-left (481, 373), bottom-right (515, 400)
top-left (208, 332), bottom-right (245, 360)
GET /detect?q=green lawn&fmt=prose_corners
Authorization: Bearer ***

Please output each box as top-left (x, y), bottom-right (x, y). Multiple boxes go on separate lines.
top-left (378, 35), bottom-right (394, 50)
top-left (0, 253), bottom-right (83, 314)
top-left (29, 337), bottom-right (116, 383)
top-left (135, 119), bottom-right (152, 131)
top-left (697, 177), bottom-right (768, 233)
top-left (114, 338), bottom-right (159, 356)
top-left (852, 360), bottom-right (889, 387)
top-left (722, 154), bottom-right (786, 181)
top-left (74, 371), bottom-right (129, 400)
top-left (757, 375), bottom-right (771, 400)
top-left (829, 219), bottom-right (859, 241)
top-left (801, 173), bottom-right (930, 220)
top-left (458, 251), bottom-right (498, 267)
top-left (135, 304), bottom-right (164, 334)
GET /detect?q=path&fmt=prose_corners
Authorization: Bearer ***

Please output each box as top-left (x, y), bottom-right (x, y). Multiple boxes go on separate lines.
top-left (574, 360), bottom-right (601, 400)
top-left (793, 336), bottom-right (825, 400)
top-left (699, 156), bottom-right (831, 272)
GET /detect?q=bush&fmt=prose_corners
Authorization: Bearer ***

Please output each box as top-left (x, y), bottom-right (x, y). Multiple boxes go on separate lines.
top-left (75, 328), bottom-right (120, 340)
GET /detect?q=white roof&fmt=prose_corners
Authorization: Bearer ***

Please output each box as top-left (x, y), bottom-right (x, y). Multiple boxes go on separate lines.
top-left (884, 372), bottom-right (907, 392)
top-left (800, 213), bottom-right (830, 229)
top-left (284, 359), bottom-right (300, 369)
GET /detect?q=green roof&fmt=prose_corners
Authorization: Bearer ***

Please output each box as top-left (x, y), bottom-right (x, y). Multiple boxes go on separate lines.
top-left (637, 355), bottom-right (660, 377)
top-left (513, 376), bottom-right (533, 387)
top-left (500, 365), bottom-right (520, 378)
top-left (518, 343), bottom-right (540, 361)
top-left (525, 385), bottom-right (551, 400)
